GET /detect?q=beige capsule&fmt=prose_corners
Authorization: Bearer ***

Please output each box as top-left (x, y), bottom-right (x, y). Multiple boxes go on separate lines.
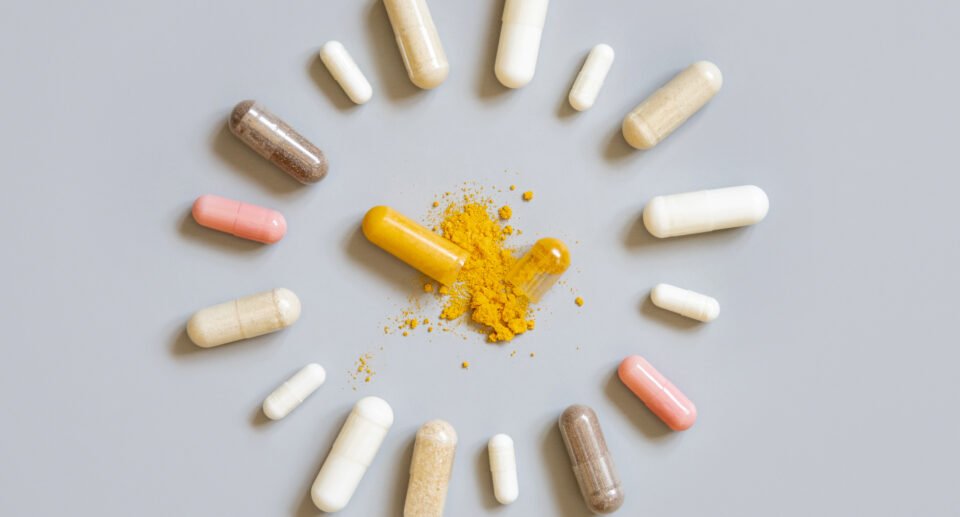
top-left (559, 405), bottom-right (623, 514)
top-left (228, 100), bottom-right (328, 184)
top-left (187, 288), bottom-right (301, 348)
top-left (383, 0), bottom-right (449, 89)
top-left (404, 420), bottom-right (457, 517)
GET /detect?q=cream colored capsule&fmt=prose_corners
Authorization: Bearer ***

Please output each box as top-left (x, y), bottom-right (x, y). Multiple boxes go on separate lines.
top-left (404, 420), bottom-right (457, 517)
top-left (383, 0), bottom-right (449, 89)
top-left (495, 0), bottom-right (550, 88)
top-left (622, 61), bottom-right (723, 149)
top-left (643, 185), bottom-right (769, 238)
top-left (488, 434), bottom-right (518, 505)
top-left (651, 284), bottom-right (720, 322)
top-left (262, 363), bottom-right (326, 420)
top-left (187, 288), bottom-right (301, 348)
top-left (568, 44), bottom-right (614, 111)
top-left (319, 41), bottom-right (373, 104)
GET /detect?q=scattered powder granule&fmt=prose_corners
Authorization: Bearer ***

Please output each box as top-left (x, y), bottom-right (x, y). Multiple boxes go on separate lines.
top-left (461, 361), bottom-right (470, 369)
top-left (402, 331), bottom-right (409, 337)
top-left (503, 225), bottom-right (514, 235)
top-left (575, 296), bottom-right (584, 306)
top-left (529, 352), bottom-right (535, 358)
top-left (423, 283), bottom-right (434, 293)
top-left (498, 205), bottom-right (512, 220)
top-left (510, 350), bottom-right (517, 357)
top-left (408, 319), bottom-right (419, 329)
top-left (428, 327), bottom-right (434, 332)
top-left (522, 191), bottom-right (534, 201)
top-left (509, 185), bottom-right (516, 191)
top-left (432, 201), bottom-right (440, 207)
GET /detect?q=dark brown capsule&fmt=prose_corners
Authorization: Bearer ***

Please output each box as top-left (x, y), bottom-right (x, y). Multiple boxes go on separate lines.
top-left (228, 100), bottom-right (328, 184)
top-left (558, 404), bottom-right (624, 514)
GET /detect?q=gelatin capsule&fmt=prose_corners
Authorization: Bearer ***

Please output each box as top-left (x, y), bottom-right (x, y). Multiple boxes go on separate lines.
top-left (622, 61), bottom-right (723, 149)
top-left (643, 185), bottom-right (769, 238)
top-left (568, 44), bottom-right (614, 111)
top-left (495, 0), bottom-right (550, 88)
top-left (488, 433), bottom-right (519, 505)
top-left (383, 0), bottom-right (449, 89)
top-left (312, 397), bottom-right (394, 512)
top-left (650, 283), bottom-right (719, 322)
top-left (262, 363), bottom-right (326, 421)
top-left (319, 41), bottom-right (373, 105)
top-left (404, 420), bottom-right (457, 517)
top-left (507, 237), bottom-right (570, 302)
top-left (362, 206), bottom-right (469, 286)
top-left (228, 100), bottom-right (328, 184)
top-left (559, 405), bottom-right (624, 514)
top-left (618, 355), bottom-right (697, 431)
top-left (191, 194), bottom-right (286, 244)
top-left (187, 288), bottom-right (301, 348)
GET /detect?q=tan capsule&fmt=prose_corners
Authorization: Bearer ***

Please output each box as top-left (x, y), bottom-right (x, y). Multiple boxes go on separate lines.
top-left (228, 100), bottom-right (328, 184)
top-left (187, 288), bottom-right (301, 348)
top-left (383, 0), bottom-right (449, 89)
top-left (404, 420), bottom-right (457, 517)
top-left (558, 405), bottom-right (623, 514)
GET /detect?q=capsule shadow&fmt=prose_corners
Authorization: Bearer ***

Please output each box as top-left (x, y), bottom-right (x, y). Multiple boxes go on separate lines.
top-left (249, 404), bottom-right (270, 428)
top-left (602, 122), bottom-right (640, 163)
top-left (639, 296), bottom-right (702, 331)
top-left (541, 420), bottom-right (592, 517)
top-left (474, 443), bottom-right (499, 511)
top-left (178, 211), bottom-right (265, 254)
top-left (555, 54), bottom-right (585, 120)
top-left (210, 123), bottom-right (303, 196)
top-left (476, 0), bottom-right (509, 100)
top-left (366, 1), bottom-right (421, 102)
top-left (604, 370), bottom-right (674, 440)
top-left (621, 211), bottom-right (657, 248)
top-left (169, 327), bottom-right (200, 357)
top-left (307, 52), bottom-right (357, 112)
top-left (344, 225), bottom-right (420, 294)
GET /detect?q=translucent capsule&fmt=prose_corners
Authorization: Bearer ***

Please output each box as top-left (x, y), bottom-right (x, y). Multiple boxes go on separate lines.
top-left (312, 397), bottom-right (394, 512)
top-left (643, 185), bottom-right (769, 238)
top-left (262, 363), bottom-right (326, 421)
top-left (228, 100), bottom-right (328, 184)
top-left (362, 206), bottom-right (469, 286)
top-left (488, 433), bottom-right (518, 505)
top-left (507, 237), bottom-right (570, 302)
top-left (191, 194), bottom-right (286, 244)
top-left (618, 355), bottom-right (697, 431)
top-left (404, 420), bottom-right (457, 517)
top-left (622, 61), bottom-right (723, 149)
top-left (650, 283), bottom-right (719, 322)
top-left (383, 0), bottom-right (449, 89)
top-left (495, 0), bottom-right (550, 88)
top-left (559, 405), bottom-right (623, 514)
top-left (568, 44), bottom-right (614, 111)
top-left (187, 288), bottom-right (301, 348)
top-left (319, 41), bottom-right (373, 105)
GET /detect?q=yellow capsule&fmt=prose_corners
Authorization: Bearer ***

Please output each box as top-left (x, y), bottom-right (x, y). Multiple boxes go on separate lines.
top-left (362, 206), bottom-right (469, 286)
top-left (507, 237), bottom-right (570, 302)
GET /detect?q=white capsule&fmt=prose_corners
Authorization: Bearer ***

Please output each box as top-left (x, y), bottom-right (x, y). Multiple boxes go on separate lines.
top-left (383, 0), bottom-right (449, 89)
top-left (495, 0), bottom-right (549, 88)
top-left (262, 364), bottom-right (326, 420)
top-left (311, 396), bottom-right (394, 512)
top-left (319, 41), bottom-right (373, 105)
top-left (488, 434), bottom-right (519, 505)
top-left (643, 185), bottom-right (769, 238)
top-left (186, 288), bottom-right (301, 348)
top-left (568, 44), bottom-right (614, 111)
top-left (651, 284), bottom-right (720, 322)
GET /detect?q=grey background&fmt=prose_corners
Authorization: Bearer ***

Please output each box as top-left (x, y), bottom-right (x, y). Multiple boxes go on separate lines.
top-left (1, 0), bottom-right (957, 515)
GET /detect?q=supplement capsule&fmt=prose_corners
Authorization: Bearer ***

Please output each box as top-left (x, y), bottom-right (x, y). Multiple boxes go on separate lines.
top-left (650, 283), bottom-right (719, 322)
top-left (191, 194), bottom-right (286, 244)
top-left (404, 420), bottom-right (457, 517)
top-left (319, 41), bottom-right (373, 105)
top-left (622, 61), bottom-right (723, 149)
top-left (383, 0), bottom-right (449, 89)
top-left (618, 355), bottom-right (697, 431)
top-left (488, 433), bottom-right (518, 505)
top-left (643, 185), bottom-right (769, 238)
top-left (187, 288), bottom-right (301, 348)
top-left (362, 206), bottom-right (469, 286)
top-left (568, 44), bottom-right (614, 111)
top-left (262, 363), bottom-right (326, 420)
top-left (228, 100), bottom-right (328, 184)
top-left (312, 397), bottom-right (394, 512)
top-left (559, 405), bottom-right (623, 514)
top-left (495, 0), bottom-right (550, 88)
top-left (507, 237), bottom-right (570, 302)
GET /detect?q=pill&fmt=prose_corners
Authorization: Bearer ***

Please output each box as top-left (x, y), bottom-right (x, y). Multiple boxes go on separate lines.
top-left (495, 0), bottom-right (550, 88)
top-left (191, 194), bottom-right (286, 244)
top-left (650, 283), bottom-right (719, 322)
top-left (383, 0), bottom-right (449, 89)
top-left (558, 405), bottom-right (624, 514)
top-left (404, 420), bottom-right (457, 517)
top-left (643, 185), bottom-right (769, 238)
top-left (507, 237), bottom-right (570, 302)
top-left (618, 355), bottom-right (697, 431)
top-left (228, 100), bottom-right (328, 184)
top-left (262, 363), bottom-right (326, 420)
top-left (187, 288), bottom-right (301, 348)
top-left (312, 396), bottom-right (394, 512)
top-left (362, 206), bottom-right (469, 286)
top-left (622, 61), bottom-right (723, 149)
top-left (488, 433), bottom-right (518, 505)
top-left (568, 44), bottom-right (614, 111)
top-left (319, 41), bottom-right (373, 105)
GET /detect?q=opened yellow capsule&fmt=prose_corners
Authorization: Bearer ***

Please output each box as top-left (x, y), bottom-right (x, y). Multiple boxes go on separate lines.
top-left (507, 237), bottom-right (570, 302)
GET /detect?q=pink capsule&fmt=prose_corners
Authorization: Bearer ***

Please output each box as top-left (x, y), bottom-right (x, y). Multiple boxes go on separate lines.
top-left (191, 194), bottom-right (287, 244)
top-left (617, 355), bottom-right (697, 431)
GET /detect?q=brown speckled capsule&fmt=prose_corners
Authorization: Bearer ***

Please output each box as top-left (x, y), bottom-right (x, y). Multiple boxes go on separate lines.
top-left (228, 100), bottom-right (328, 184)
top-left (404, 420), bottom-right (457, 517)
top-left (558, 405), bottom-right (624, 514)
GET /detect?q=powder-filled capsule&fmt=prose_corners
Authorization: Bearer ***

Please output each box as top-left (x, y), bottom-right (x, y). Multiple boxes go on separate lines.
top-left (568, 44), bottom-right (614, 111)
top-left (191, 194), bottom-right (286, 244)
top-left (643, 185), bottom-right (769, 238)
top-left (262, 363), bottom-right (326, 420)
top-left (507, 237), bottom-right (570, 302)
top-left (559, 405), bottom-right (623, 514)
top-left (320, 41), bottom-right (373, 105)
top-left (404, 420), bottom-right (457, 517)
top-left (618, 355), bottom-right (697, 431)
top-left (228, 100), bottom-right (328, 184)
top-left (488, 433), bottom-right (518, 505)
top-left (383, 0), bottom-right (449, 89)
top-left (312, 397), bottom-right (394, 512)
top-left (495, 0), bottom-right (550, 88)
top-left (650, 283), bottom-right (719, 322)
top-left (187, 288), bottom-right (301, 348)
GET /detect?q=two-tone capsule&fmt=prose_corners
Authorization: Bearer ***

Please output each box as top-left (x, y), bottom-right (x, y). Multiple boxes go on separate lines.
top-left (187, 288), bottom-right (301, 348)
top-left (568, 44), bottom-right (615, 111)
top-left (262, 363), bottom-right (326, 420)
top-left (495, 0), bottom-right (550, 88)
top-left (404, 420), bottom-right (457, 517)
top-left (559, 405), bottom-right (623, 514)
top-left (191, 194), bottom-right (286, 244)
top-left (488, 434), bottom-right (519, 505)
top-left (229, 100), bottom-right (328, 184)
top-left (650, 283), bottom-right (720, 322)
top-left (383, 0), bottom-right (449, 89)
top-left (618, 356), bottom-right (697, 431)
top-left (319, 41), bottom-right (373, 105)
top-left (507, 237), bottom-right (570, 302)
top-left (643, 185), bottom-right (769, 238)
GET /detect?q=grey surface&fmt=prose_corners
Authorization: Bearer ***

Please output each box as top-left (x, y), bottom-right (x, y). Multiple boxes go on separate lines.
top-left (1, 1), bottom-right (958, 515)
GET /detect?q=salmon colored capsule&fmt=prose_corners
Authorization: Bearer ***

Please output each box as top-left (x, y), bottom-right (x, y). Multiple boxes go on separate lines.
top-left (617, 355), bottom-right (697, 431)
top-left (192, 195), bottom-right (287, 244)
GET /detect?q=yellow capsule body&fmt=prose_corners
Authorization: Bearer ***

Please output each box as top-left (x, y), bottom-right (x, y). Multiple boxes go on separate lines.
top-left (507, 237), bottom-right (570, 302)
top-left (362, 206), bottom-right (468, 286)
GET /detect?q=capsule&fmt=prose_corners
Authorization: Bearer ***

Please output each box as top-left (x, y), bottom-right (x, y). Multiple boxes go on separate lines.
top-left (383, 0), bottom-right (449, 89)
top-left (506, 237), bottom-right (570, 302)
top-left (362, 206), bottom-right (469, 286)
top-left (228, 100), bottom-right (328, 184)
top-left (404, 420), bottom-right (457, 517)
top-left (618, 356), bottom-right (697, 431)
top-left (558, 405), bottom-right (623, 514)
top-left (187, 288), bottom-right (301, 348)
top-left (262, 363), bottom-right (326, 420)
top-left (319, 41), bottom-right (373, 105)
top-left (495, 0), bottom-right (550, 88)
top-left (568, 44), bottom-right (614, 111)
top-left (488, 433), bottom-right (518, 505)
top-left (312, 397), bottom-right (394, 512)
top-left (622, 61), bottom-right (723, 149)
top-left (650, 283), bottom-right (719, 322)
top-left (191, 194), bottom-right (286, 244)
top-left (643, 185), bottom-right (769, 238)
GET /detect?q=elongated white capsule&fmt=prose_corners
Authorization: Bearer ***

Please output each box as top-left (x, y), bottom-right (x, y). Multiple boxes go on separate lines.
top-left (643, 185), bottom-right (769, 238)
top-left (187, 288), bottom-right (301, 348)
top-left (319, 41), bottom-right (373, 104)
top-left (495, 0), bottom-right (549, 88)
top-left (488, 434), bottom-right (519, 505)
top-left (568, 44), bottom-right (614, 111)
top-left (262, 364), bottom-right (326, 420)
top-left (383, 0), bottom-right (449, 89)
top-left (650, 284), bottom-right (720, 322)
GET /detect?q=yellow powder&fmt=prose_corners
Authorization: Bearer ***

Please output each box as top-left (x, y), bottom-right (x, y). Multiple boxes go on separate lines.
top-left (461, 361), bottom-right (470, 369)
top-left (432, 201), bottom-right (440, 208)
top-left (498, 205), bottom-right (512, 220)
top-left (509, 185), bottom-right (516, 191)
top-left (423, 283), bottom-right (434, 293)
top-left (503, 225), bottom-right (514, 235)
top-left (522, 191), bottom-right (534, 201)
top-left (402, 331), bottom-right (409, 337)
top-left (575, 296), bottom-right (584, 306)
top-left (407, 319), bottom-right (419, 329)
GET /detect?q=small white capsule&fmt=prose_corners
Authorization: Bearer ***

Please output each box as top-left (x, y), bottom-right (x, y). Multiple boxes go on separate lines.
top-left (568, 44), bottom-right (614, 111)
top-left (643, 185), bottom-right (769, 238)
top-left (319, 41), bottom-right (373, 105)
top-left (488, 434), bottom-right (519, 505)
top-left (186, 288), bottom-right (301, 348)
top-left (495, 0), bottom-right (550, 88)
top-left (651, 284), bottom-right (720, 322)
top-left (262, 364), bottom-right (326, 420)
